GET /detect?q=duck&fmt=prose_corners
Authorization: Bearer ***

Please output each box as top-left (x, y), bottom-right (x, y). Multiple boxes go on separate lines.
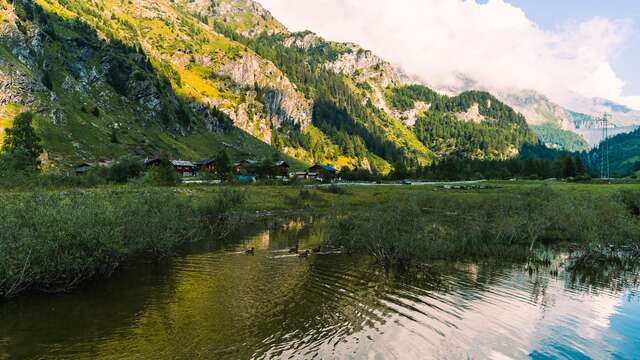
top-left (298, 250), bottom-right (310, 258)
top-left (288, 244), bottom-right (299, 254)
top-left (245, 247), bottom-right (255, 256)
top-left (312, 245), bottom-right (322, 253)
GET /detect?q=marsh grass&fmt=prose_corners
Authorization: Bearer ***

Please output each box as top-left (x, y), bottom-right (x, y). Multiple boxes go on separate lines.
top-left (0, 189), bottom-right (247, 297)
top-left (328, 186), bottom-right (640, 267)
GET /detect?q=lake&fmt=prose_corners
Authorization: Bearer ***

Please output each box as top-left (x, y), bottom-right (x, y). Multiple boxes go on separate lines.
top-left (1, 217), bottom-right (638, 359)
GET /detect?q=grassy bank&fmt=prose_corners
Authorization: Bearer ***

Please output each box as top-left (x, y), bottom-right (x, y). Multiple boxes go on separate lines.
top-left (0, 189), bottom-right (246, 297)
top-left (328, 185), bottom-right (640, 267)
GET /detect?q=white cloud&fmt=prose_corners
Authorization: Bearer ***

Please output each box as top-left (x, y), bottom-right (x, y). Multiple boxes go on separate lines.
top-left (257, 0), bottom-right (639, 111)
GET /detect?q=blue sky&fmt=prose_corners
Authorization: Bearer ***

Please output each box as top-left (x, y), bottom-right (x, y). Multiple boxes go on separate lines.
top-left (506, 0), bottom-right (640, 95)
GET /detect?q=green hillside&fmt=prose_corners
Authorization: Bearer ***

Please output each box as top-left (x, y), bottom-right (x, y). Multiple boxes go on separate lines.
top-left (586, 128), bottom-right (640, 176)
top-left (1, 0), bottom-right (541, 173)
top-left (386, 85), bottom-right (538, 160)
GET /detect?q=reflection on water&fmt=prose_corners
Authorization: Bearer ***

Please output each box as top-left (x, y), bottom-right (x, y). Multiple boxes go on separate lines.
top-left (1, 217), bottom-right (639, 359)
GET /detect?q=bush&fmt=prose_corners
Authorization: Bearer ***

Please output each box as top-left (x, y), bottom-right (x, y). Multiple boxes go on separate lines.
top-left (0, 189), bottom-right (249, 297)
top-left (148, 157), bottom-right (179, 186)
top-left (323, 183), bottom-right (349, 195)
top-left (107, 156), bottom-right (144, 183)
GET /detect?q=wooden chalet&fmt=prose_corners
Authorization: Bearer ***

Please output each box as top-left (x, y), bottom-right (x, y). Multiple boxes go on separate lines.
top-left (234, 159), bottom-right (259, 175)
top-left (195, 159), bottom-right (216, 173)
top-left (273, 160), bottom-right (290, 177)
top-left (144, 157), bottom-right (162, 168)
top-left (171, 160), bottom-right (196, 177)
top-left (308, 164), bottom-right (337, 179)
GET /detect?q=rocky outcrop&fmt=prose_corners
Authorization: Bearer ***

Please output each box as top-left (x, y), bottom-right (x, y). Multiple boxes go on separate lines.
top-left (326, 43), bottom-right (400, 89)
top-left (181, 0), bottom-right (286, 37)
top-left (395, 101), bottom-right (431, 127)
top-left (0, 68), bottom-right (46, 108)
top-left (455, 103), bottom-right (486, 124)
top-left (218, 52), bottom-right (312, 131)
top-left (283, 32), bottom-right (323, 50)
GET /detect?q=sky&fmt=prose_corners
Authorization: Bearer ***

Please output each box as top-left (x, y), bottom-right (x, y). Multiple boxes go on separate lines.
top-left (256, 0), bottom-right (640, 110)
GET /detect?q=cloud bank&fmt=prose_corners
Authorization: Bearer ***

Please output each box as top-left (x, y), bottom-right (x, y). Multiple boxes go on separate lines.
top-left (257, 0), bottom-right (640, 111)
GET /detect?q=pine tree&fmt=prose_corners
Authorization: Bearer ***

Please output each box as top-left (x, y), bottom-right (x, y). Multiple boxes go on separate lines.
top-left (562, 156), bottom-right (577, 179)
top-left (215, 149), bottom-right (232, 174)
top-left (575, 155), bottom-right (585, 176)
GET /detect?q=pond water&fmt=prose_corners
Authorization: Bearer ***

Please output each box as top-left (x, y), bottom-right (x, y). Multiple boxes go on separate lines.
top-left (1, 217), bottom-right (639, 359)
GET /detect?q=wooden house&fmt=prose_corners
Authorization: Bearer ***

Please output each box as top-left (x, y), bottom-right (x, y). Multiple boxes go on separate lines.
top-left (144, 157), bottom-right (162, 168)
top-left (273, 160), bottom-right (290, 177)
top-left (195, 159), bottom-right (216, 173)
top-left (308, 164), bottom-right (337, 180)
top-left (171, 160), bottom-right (196, 177)
top-left (234, 159), bottom-right (259, 175)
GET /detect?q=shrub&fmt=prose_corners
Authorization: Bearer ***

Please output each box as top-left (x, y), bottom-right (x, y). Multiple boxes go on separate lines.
top-left (148, 157), bottom-right (179, 186)
top-left (323, 183), bottom-right (349, 195)
top-left (107, 156), bottom-right (144, 183)
top-left (0, 189), bottom-right (249, 297)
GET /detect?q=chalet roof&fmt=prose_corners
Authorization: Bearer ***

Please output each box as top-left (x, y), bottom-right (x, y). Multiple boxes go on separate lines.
top-left (171, 160), bottom-right (195, 167)
top-left (309, 164), bottom-right (337, 172)
top-left (235, 159), bottom-right (259, 166)
top-left (144, 157), bottom-right (161, 165)
top-left (274, 160), bottom-right (289, 167)
top-left (195, 159), bottom-right (216, 166)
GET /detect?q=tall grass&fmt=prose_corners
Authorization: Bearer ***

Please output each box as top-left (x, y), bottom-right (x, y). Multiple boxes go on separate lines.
top-left (0, 189), bottom-right (247, 297)
top-left (328, 186), bottom-right (640, 267)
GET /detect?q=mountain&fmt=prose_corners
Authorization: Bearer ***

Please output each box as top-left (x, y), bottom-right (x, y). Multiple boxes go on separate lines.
top-left (424, 72), bottom-right (640, 151)
top-left (1, 0), bottom-right (315, 170)
top-left (383, 85), bottom-right (537, 160)
top-left (566, 96), bottom-right (640, 127)
top-left (0, 0), bottom-right (537, 172)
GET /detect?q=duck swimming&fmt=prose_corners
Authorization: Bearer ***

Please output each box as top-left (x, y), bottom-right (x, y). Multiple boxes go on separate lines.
top-left (245, 247), bottom-right (255, 256)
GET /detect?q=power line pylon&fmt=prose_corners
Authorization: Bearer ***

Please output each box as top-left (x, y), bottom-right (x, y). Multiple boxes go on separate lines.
top-left (600, 113), bottom-right (610, 179)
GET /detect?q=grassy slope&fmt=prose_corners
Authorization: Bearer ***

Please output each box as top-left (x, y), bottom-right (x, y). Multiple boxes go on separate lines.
top-left (0, 0), bottom-right (312, 170)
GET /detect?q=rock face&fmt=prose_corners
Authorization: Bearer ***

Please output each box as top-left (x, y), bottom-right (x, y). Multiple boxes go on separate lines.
top-left (0, 68), bottom-right (46, 108)
top-left (393, 102), bottom-right (431, 127)
top-left (218, 52), bottom-right (313, 131)
top-left (283, 32), bottom-right (323, 50)
top-left (180, 0), bottom-right (286, 36)
top-left (496, 89), bottom-right (577, 130)
top-left (455, 103), bottom-right (486, 124)
top-left (326, 43), bottom-right (400, 89)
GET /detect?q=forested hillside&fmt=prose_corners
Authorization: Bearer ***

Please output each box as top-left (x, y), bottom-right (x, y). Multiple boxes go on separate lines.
top-left (0, 0), bottom-right (542, 172)
top-left (585, 128), bottom-right (640, 176)
top-left (386, 85), bottom-right (537, 160)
